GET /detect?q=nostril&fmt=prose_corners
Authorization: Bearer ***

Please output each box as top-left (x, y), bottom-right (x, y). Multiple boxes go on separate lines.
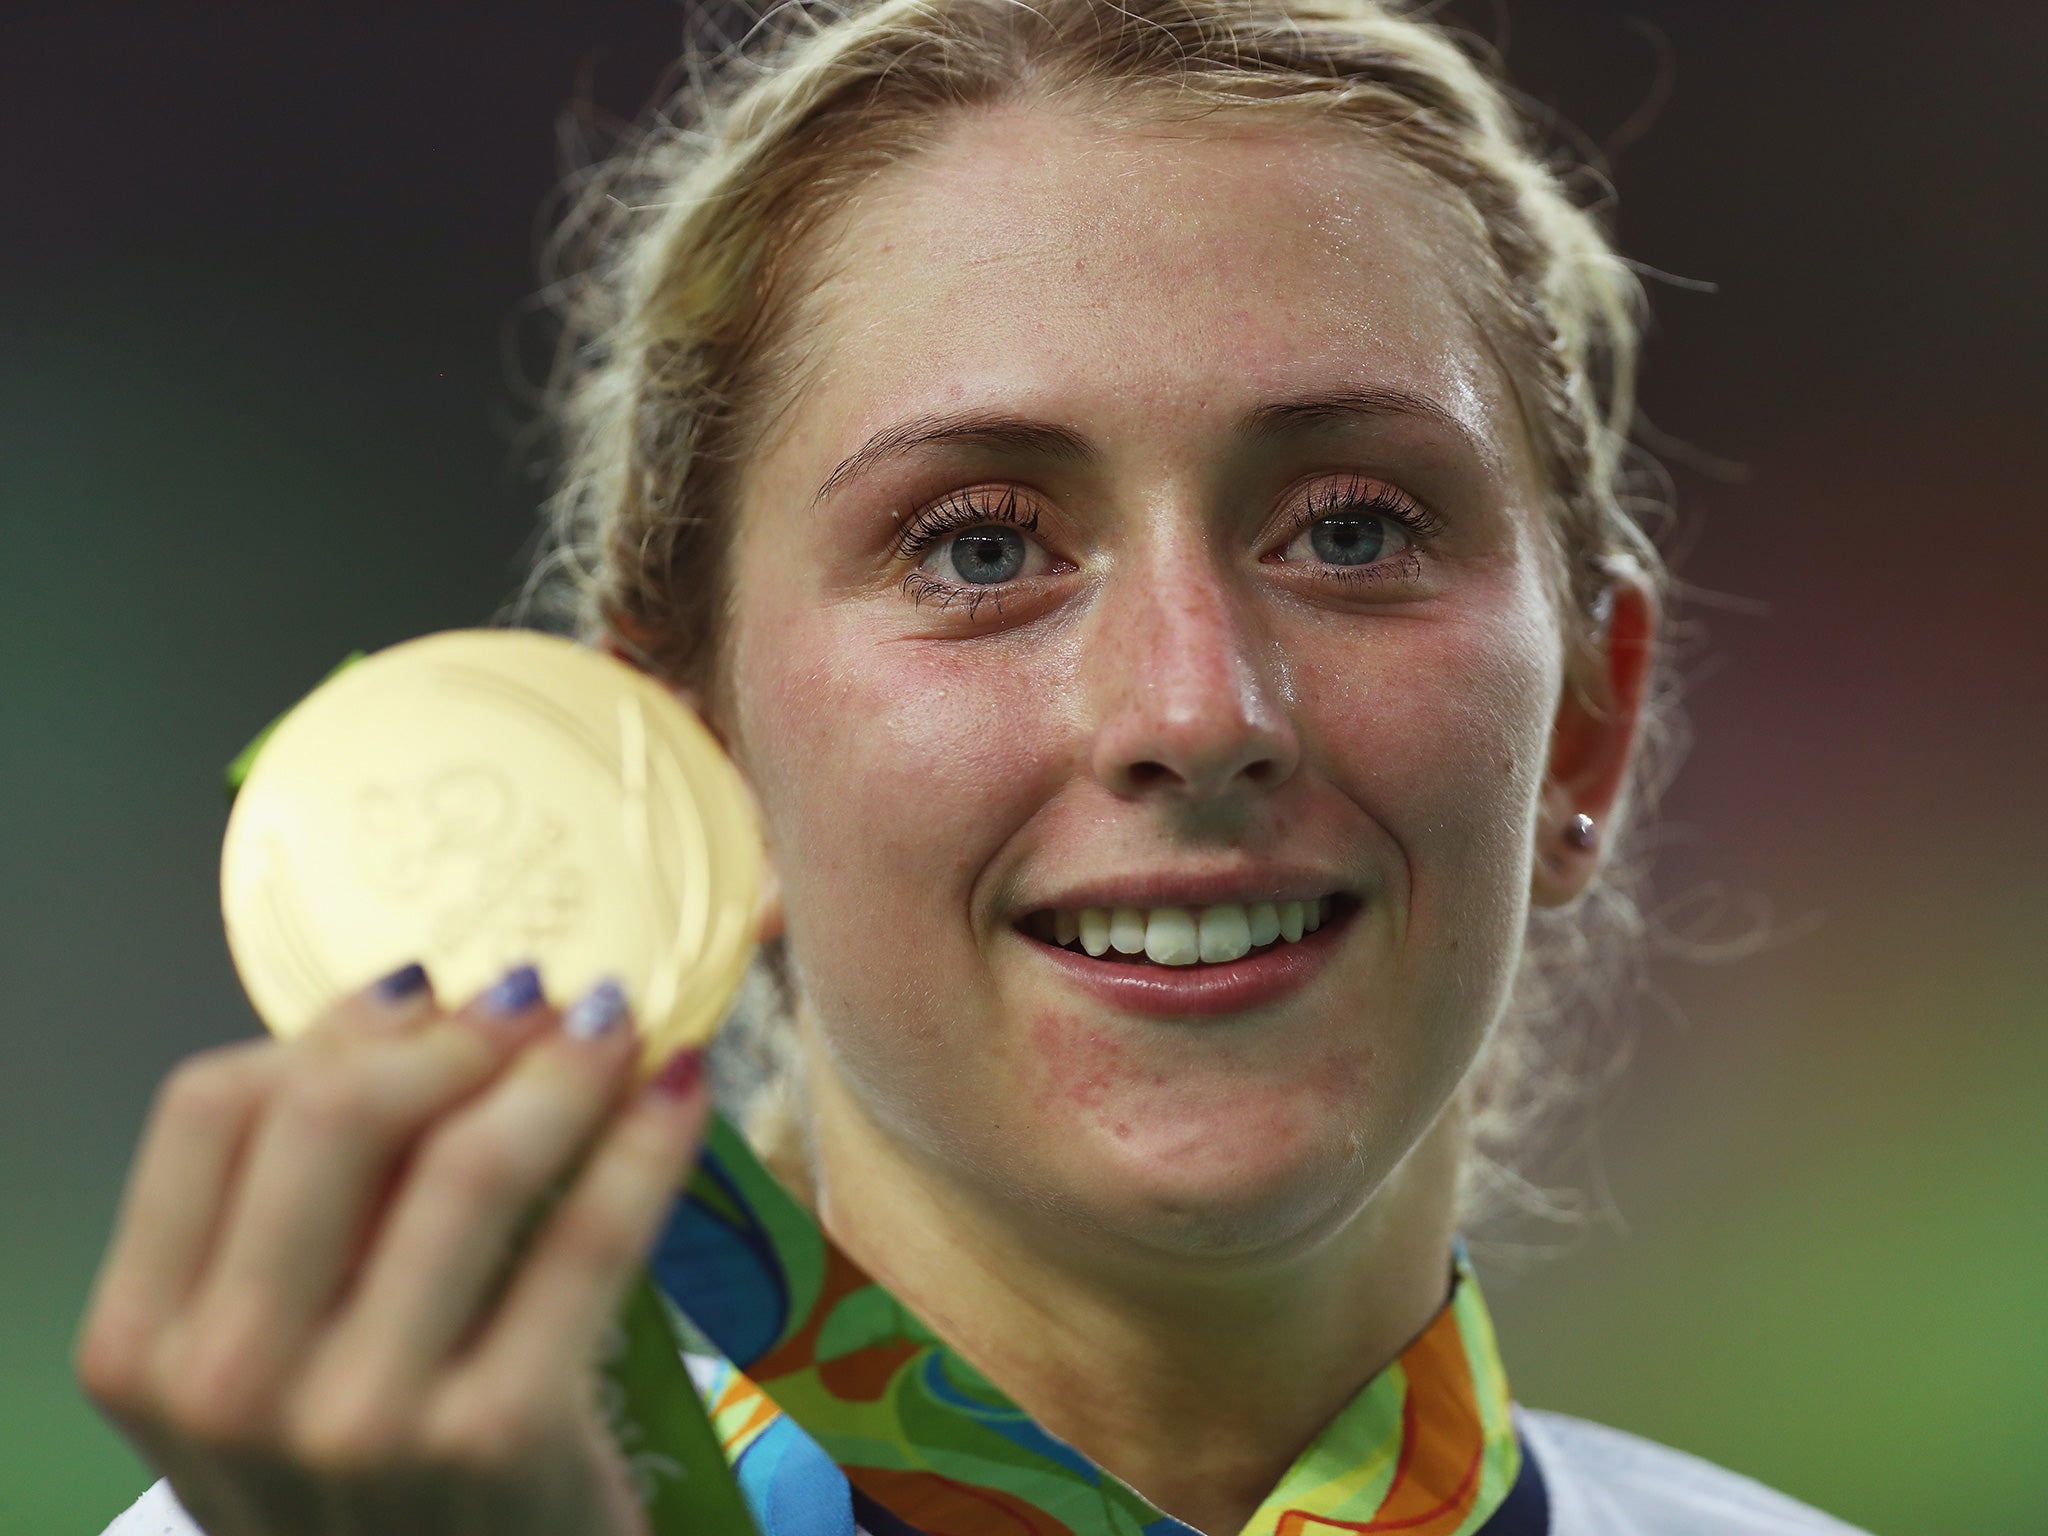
top-left (1118, 752), bottom-right (1288, 796)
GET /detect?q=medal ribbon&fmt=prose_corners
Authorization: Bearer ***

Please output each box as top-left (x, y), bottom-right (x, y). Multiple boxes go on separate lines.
top-left (650, 1114), bottom-right (1544, 1536)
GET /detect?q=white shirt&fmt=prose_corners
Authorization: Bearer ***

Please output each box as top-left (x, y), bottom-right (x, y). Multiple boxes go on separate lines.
top-left (102, 1405), bottom-right (1870, 1535)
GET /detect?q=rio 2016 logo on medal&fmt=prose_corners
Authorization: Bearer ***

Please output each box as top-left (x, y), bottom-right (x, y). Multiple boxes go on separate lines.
top-left (352, 766), bottom-right (587, 960)
top-left (220, 629), bottom-right (764, 1074)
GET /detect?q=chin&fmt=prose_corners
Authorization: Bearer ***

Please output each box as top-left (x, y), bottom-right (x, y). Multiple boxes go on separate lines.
top-left (1027, 1101), bottom-right (1387, 1266)
top-left (974, 1003), bottom-right (1422, 1264)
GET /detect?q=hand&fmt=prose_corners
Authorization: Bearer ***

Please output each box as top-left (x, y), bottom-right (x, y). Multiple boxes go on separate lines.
top-left (75, 965), bottom-right (712, 1536)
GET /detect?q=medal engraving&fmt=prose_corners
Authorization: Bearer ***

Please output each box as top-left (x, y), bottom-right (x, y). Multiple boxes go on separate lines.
top-left (354, 767), bottom-right (588, 961)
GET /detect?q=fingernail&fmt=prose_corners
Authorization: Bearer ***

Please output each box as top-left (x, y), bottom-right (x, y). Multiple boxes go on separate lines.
top-left (562, 977), bottom-right (629, 1041)
top-left (648, 1047), bottom-right (704, 1099)
top-left (478, 963), bottom-right (543, 1016)
top-left (372, 961), bottom-right (430, 1002)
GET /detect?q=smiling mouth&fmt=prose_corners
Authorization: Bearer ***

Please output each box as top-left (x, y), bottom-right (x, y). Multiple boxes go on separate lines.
top-left (1017, 894), bottom-right (1359, 966)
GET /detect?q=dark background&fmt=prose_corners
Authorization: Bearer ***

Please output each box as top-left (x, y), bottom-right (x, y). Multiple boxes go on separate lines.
top-left (4, 3), bottom-right (2044, 1530)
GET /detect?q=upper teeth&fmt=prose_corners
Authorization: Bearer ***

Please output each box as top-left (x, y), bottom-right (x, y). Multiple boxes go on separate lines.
top-left (1031, 898), bottom-right (1333, 965)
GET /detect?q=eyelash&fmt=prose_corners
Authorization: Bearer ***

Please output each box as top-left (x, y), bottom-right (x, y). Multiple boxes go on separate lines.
top-left (893, 484), bottom-right (1041, 559)
top-left (1274, 474), bottom-right (1443, 586)
top-left (893, 486), bottom-right (1044, 620)
top-left (889, 476), bottom-right (1440, 614)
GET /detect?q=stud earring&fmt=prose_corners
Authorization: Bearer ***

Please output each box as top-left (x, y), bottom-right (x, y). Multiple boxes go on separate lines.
top-left (1565, 812), bottom-right (1598, 850)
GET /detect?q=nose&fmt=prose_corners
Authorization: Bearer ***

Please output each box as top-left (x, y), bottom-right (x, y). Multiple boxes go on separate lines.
top-left (1086, 533), bottom-right (1301, 803)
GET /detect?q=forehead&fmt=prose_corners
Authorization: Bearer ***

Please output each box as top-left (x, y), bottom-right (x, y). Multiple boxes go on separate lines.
top-left (763, 103), bottom-right (1524, 481)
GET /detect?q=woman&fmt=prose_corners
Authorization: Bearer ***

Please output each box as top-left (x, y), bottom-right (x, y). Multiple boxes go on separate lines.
top-left (77, 1), bottom-right (1869, 1532)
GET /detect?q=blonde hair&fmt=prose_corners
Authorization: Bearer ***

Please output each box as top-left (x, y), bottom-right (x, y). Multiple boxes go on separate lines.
top-left (524, 0), bottom-right (1683, 1236)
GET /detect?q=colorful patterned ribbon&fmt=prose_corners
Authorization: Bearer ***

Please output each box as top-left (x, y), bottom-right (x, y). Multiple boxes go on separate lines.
top-left (649, 1114), bottom-right (1545, 1536)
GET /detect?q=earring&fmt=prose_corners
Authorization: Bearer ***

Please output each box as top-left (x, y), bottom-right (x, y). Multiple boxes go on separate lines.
top-left (1565, 812), bottom-right (1598, 850)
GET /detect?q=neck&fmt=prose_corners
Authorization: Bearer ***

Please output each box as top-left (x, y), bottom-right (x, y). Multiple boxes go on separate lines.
top-left (798, 1045), bottom-right (1468, 1536)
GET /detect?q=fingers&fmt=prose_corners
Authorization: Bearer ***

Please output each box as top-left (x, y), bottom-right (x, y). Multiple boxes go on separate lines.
top-left (307, 960), bottom-right (439, 1042)
top-left (155, 970), bottom-right (541, 1437)
top-left (76, 1037), bottom-right (282, 1421)
top-left (79, 959), bottom-right (708, 1536)
top-left (443, 1035), bottom-right (710, 1423)
top-left (296, 981), bottom-right (647, 1434)
top-left (77, 967), bottom-right (443, 1457)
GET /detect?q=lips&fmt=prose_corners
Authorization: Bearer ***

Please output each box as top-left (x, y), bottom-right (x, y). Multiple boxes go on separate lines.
top-left (1016, 895), bottom-right (1360, 1017)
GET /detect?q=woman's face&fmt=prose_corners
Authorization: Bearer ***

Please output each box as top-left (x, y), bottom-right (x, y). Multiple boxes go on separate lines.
top-left (722, 105), bottom-right (1569, 1260)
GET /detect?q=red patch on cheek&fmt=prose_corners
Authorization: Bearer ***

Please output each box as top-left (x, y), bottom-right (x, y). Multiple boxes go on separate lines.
top-left (1029, 1008), bottom-right (1134, 1112)
top-left (1026, 1014), bottom-right (1377, 1164)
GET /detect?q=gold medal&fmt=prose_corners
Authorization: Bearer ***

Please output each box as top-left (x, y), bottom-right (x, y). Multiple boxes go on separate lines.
top-left (220, 629), bottom-right (763, 1072)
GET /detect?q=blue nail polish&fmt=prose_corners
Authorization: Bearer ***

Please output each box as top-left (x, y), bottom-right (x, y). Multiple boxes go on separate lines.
top-left (372, 961), bottom-right (429, 1001)
top-left (562, 977), bottom-right (629, 1040)
top-left (479, 963), bottom-right (543, 1015)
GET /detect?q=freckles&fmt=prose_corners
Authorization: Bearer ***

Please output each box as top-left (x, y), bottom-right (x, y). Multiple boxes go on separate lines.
top-left (748, 624), bottom-right (1058, 860)
top-left (869, 646), bottom-right (1059, 775)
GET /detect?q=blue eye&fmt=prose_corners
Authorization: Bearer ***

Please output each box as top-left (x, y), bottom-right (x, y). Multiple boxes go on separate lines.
top-left (936, 526), bottom-right (1029, 584)
top-left (897, 486), bottom-right (1049, 596)
top-left (1281, 511), bottom-right (1418, 571)
top-left (1273, 477), bottom-right (1439, 581)
top-left (1308, 514), bottom-right (1393, 566)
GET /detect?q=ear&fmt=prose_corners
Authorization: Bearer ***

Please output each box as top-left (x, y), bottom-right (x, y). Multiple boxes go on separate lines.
top-left (599, 630), bottom-right (786, 947)
top-left (1530, 568), bottom-right (1658, 908)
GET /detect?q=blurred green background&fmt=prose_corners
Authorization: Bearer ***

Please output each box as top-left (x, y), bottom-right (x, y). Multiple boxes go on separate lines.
top-left (2, 2), bottom-right (2042, 1532)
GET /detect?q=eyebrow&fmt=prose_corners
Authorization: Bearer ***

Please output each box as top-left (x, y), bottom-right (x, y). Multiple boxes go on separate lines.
top-left (811, 387), bottom-right (1486, 506)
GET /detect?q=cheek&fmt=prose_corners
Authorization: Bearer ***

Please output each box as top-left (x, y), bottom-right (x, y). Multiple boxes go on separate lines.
top-left (1294, 588), bottom-right (1560, 1010)
top-left (727, 577), bottom-right (1066, 1009)
top-left (1307, 594), bottom-right (1554, 851)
